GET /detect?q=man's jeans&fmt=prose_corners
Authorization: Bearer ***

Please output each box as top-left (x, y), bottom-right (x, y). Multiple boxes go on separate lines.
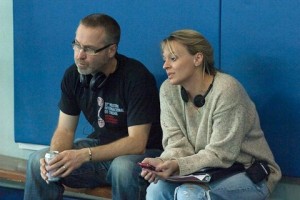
top-left (23, 138), bottom-right (162, 200)
top-left (146, 172), bottom-right (269, 200)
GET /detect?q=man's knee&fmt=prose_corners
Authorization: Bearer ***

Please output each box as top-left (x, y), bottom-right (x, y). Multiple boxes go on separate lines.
top-left (110, 155), bottom-right (137, 175)
top-left (107, 155), bottom-right (145, 186)
top-left (28, 148), bottom-right (49, 168)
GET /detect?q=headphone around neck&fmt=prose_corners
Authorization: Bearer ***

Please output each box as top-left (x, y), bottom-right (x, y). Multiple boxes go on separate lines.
top-left (80, 72), bottom-right (107, 91)
top-left (181, 76), bottom-right (215, 107)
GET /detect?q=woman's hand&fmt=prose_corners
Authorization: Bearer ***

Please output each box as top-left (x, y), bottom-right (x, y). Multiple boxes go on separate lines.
top-left (140, 158), bottom-right (163, 183)
top-left (140, 158), bottom-right (179, 183)
top-left (153, 159), bottom-right (179, 181)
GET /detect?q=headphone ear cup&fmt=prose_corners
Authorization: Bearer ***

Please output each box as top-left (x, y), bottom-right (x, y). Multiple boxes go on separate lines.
top-left (180, 76), bottom-right (214, 108)
top-left (194, 95), bottom-right (205, 107)
top-left (181, 87), bottom-right (189, 102)
top-left (90, 72), bottom-right (107, 91)
top-left (181, 87), bottom-right (205, 107)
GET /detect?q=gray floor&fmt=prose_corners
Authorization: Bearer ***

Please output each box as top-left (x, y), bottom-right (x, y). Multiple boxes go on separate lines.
top-left (270, 177), bottom-right (300, 200)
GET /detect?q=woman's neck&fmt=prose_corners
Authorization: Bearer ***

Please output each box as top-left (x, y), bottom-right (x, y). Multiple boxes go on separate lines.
top-left (183, 72), bottom-right (214, 100)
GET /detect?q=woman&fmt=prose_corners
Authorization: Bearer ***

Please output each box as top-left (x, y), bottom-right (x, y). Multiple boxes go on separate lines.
top-left (141, 29), bottom-right (281, 200)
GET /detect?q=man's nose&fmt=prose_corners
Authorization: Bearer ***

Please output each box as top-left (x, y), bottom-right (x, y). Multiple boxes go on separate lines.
top-left (76, 49), bottom-right (87, 59)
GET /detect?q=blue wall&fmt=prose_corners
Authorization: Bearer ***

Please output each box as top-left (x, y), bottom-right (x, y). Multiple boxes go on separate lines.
top-left (220, 1), bottom-right (300, 177)
top-left (14, 0), bottom-right (300, 177)
top-left (14, 0), bottom-right (220, 144)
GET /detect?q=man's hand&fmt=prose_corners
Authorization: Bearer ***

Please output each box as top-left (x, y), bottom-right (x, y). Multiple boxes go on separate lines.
top-left (41, 148), bottom-right (89, 182)
top-left (40, 158), bottom-right (50, 183)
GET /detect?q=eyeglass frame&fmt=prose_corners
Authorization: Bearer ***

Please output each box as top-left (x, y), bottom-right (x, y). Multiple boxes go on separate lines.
top-left (72, 40), bottom-right (115, 55)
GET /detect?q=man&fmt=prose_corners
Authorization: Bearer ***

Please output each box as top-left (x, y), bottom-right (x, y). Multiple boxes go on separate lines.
top-left (24, 13), bottom-right (162, 200)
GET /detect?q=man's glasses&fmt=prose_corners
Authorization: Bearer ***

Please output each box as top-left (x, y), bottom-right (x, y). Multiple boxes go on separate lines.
top-left (72, 40), bottom-right (114, 56)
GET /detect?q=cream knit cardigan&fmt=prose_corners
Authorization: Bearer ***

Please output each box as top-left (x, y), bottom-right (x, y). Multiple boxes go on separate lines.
top-left (159, 72), bottom-right (281, 192)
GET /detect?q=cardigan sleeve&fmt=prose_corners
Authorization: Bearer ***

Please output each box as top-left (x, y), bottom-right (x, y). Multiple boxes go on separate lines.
top-left (159, 80), bottom-right (196, 159)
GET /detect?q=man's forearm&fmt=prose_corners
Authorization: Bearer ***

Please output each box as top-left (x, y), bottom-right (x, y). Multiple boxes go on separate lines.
top-left (50, 129), bottom-right (74, 152)
top-left (91, 135), bottom-right (147, 161)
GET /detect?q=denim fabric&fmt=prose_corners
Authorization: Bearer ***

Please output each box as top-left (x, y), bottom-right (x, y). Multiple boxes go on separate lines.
top-left (23, 138), bottom-right (162, 200)
top-left (146, 172), bottom-right (269, 200)
top-left (146, 180), bottom-right (181, 200)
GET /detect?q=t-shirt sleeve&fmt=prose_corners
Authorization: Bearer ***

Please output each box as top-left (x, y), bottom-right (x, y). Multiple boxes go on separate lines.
top-left (58, 66), bottom-right (81, 116)
top-left (126, 68), bottom-right (160, 126)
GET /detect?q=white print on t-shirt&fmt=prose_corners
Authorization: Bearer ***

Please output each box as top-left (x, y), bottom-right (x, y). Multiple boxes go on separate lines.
top-left (97, 97), bottom-right (105, 128)
top-left (104, 102), bottom-right (124, 116)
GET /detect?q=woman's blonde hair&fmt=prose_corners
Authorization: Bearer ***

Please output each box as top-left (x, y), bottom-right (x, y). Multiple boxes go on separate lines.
top-left (161, 29), bottom-right (216, 75)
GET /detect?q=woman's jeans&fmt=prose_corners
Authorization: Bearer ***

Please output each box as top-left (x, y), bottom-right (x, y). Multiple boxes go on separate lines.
top-left (146, 172), bottom-right (270, 200)
top-left (23, 138), bottom-right (162, 200)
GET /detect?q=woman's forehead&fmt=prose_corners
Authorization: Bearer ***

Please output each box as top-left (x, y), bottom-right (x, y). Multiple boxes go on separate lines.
top-left (163, 40), bottom-right (188, 55)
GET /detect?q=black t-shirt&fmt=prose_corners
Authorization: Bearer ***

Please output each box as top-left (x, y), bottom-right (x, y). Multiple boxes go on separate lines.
top-left (59, 54), bottom-right (162, 149)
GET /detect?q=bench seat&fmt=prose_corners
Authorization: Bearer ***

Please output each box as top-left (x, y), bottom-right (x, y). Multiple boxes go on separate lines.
top-left (0, 154), bottom-right (112, 199)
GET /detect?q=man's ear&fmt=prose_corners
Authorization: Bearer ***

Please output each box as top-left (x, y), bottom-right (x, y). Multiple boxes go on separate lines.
top-left (194, 52), bottom-right (204, 67)
top-left (108, 44), bottom-right (118, 57)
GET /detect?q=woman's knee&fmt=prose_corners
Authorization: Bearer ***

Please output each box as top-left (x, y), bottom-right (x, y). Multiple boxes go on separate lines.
top-left (146, 183), bottom-right (161, 199)
top-left (176, 184), bottom-right (208, 200)
top-left (208, 173), bottom-right (269, 200)
top-left (147, 181), bottom-right (179, 200)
